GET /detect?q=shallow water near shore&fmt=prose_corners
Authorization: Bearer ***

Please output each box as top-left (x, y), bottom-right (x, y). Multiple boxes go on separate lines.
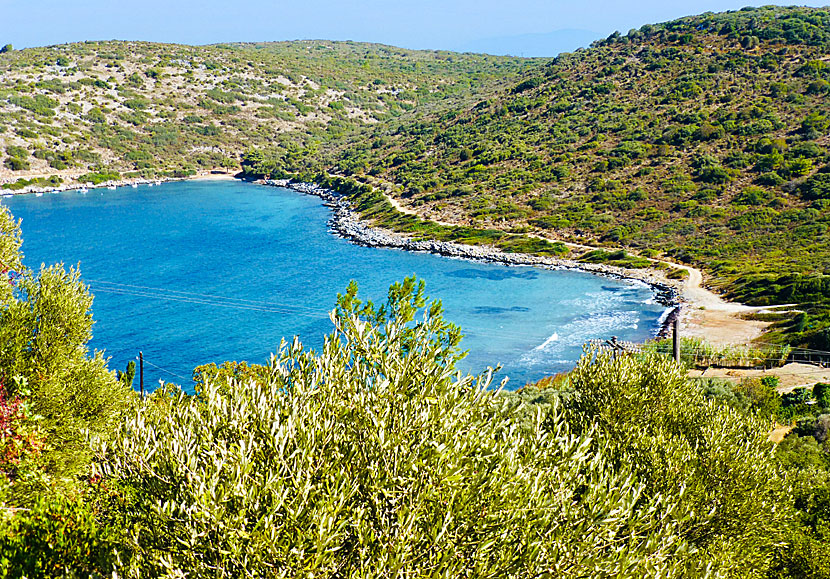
top-left (3, 180), bottom-right (668, 391)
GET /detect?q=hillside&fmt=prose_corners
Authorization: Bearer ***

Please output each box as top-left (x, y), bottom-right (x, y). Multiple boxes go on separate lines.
top-left (2, 6), bottom-right (830, 349)
top-left (243, 6), bottom-right (830, 349)
top-left (0, 40), bottom-right (526, 184)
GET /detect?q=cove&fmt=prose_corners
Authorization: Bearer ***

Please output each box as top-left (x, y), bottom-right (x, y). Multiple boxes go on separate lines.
top-left (3, 179), bottom-right (668, 391)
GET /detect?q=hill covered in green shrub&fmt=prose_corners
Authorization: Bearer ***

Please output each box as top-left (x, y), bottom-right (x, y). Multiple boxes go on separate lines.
top-left (2, 7), bottom-right (830, 344)
top-left (243, 6), bottom-right (830, 348)
top-left (0, 40), bottom-right (525, 182)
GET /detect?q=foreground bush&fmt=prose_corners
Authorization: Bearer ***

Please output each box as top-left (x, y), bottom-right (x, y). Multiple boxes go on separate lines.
top-left (0, 206), bottom-right (134, 496)
top-left (96, 279), bottom-right (697, 578)
top-left (567, 350), bottom-right (791, 577)
top-left (0, 496), bottom-right (123, 578)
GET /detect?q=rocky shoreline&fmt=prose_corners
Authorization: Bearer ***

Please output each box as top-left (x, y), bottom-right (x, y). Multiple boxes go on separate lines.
top-left (0, 176), bottom-right (186, 196)
top-left (263, 179), bottom-right (683, 335)
top-left (4, 174), bottom-right (683, 338)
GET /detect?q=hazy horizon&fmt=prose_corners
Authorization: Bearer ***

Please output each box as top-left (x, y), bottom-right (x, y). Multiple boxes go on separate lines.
top-left (1, 1), bottom-right (827, 57)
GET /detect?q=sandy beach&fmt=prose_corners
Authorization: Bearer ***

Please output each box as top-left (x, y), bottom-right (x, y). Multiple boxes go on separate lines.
top-left (362, 180), bottom-right (773, 347)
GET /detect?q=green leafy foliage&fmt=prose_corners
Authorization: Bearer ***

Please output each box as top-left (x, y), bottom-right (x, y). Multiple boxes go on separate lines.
top-left (78, 170), bottom-right (120, 185)
top-left (90, 283), bottom-right (651, 574)
top-left (0, 207), bottom-right (134, 494)
top-left (116, 360), bottom-right (136, 389)
top-left (567, 350), bottom-right (789, 575)
top-left (79, 279), bottom-right (796, 576)
top-left (0, 206), bottom-right (23, 306)
top-left (772, 414), bottom-right (830, 578)
top-left (191, 359), bottom-right (271, 397)
top-left (815, 383), bottom-right (830, 409)
top-left (0, 495), bottom-right (123, 578)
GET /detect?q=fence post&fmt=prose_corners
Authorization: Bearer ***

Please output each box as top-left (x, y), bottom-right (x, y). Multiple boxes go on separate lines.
top-left (673, 318), bottom-right (680, 364)
top-left (139, 351), bottom-right (144, 399)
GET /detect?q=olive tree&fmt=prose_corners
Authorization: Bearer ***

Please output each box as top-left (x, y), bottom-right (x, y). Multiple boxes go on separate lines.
top-left (96, 279), bottom-right (696, 578)
top-left (567, 350), bottom-right (792, 577)
top-left (0, 206), bottom-right (23, 307)
top-left (0, 206), bottom-right (133, 487)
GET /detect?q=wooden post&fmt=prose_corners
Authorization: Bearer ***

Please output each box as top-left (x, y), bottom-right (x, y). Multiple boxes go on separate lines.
top-left (673, 318), bottom-right (680, 364)
top-left (139, 351), bottom-right (144, 398)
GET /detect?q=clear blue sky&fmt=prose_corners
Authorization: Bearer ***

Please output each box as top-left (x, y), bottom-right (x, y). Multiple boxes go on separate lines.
top-left (0, 1), bottom-right (826, 54)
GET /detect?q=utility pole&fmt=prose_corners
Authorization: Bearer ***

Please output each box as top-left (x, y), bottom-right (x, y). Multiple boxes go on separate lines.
top-left (673, 318), bottom-right (680, 364)
top-left (139, 351), bottom-right (144, 398)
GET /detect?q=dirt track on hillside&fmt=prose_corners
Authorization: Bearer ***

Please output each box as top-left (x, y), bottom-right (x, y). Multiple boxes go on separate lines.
top-left (376, 186), bottom-right (781, 348)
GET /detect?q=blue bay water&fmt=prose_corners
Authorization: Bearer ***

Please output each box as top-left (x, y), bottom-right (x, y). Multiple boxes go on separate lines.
top-left (2, 180), bottom-right (667, 390)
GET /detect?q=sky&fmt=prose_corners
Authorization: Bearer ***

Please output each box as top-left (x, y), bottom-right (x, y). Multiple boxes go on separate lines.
top-left (0, 1), bottom-right (827, 55)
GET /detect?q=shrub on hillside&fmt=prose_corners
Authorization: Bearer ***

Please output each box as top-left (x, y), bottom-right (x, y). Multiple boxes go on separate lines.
top-left (0, 206), bottom-right (134, 493)
top-left (0, 496), bottom-right (124, 577)
top-left (567, 350), bottom-right (789, 574)
top-left (3, 157), bottom-right (29, 171)
top-left (0, 382), bottom-right (43, 497)
top-left (801, 172), bottom-right (830, 200)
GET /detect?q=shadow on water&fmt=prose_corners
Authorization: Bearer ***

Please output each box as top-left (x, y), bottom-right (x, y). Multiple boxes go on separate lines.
top-left (601, 285), bottom-right (641, 293)
top-left (472, 306), bottom-right (532, 315)
top-left (446, 268), bottom-right (540, 281)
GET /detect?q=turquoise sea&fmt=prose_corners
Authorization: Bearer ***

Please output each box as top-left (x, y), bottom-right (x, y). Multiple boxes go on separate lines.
top-left (3, 180), bottom-right (668, 391)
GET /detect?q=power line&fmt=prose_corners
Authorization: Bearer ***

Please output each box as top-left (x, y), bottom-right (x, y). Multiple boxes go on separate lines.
top-left (89, 287), bottom-right (826, 365)
top-left (91, 285), bottom-right (332, 319)
top-left (138, 356), bottom-right (192, 382)
top-left (87, 279), bottom-right (591, 343)
top-left (87, 279), bottom-right (330, 316)
top-left (90, 285), bottom-right (540, 342)
top-left (79, 276), bottom-right (695, 356)
top-left (88, 282), bottom-right (547, 342)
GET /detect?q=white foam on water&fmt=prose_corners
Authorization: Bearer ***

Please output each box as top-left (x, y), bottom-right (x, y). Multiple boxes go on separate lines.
top-left (562, 291), bottom-right (625, 310)
top-left (654, 306), bottom-right (676, 335)
top-left (533, 332), bottom-right (559, 351)
top-left (519, 309), bottom-right (641, 366)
